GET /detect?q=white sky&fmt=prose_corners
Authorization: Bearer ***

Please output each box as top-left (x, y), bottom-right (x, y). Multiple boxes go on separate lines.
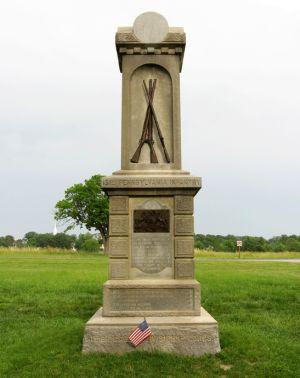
top-left (0, 0), bottom-right (299, 238)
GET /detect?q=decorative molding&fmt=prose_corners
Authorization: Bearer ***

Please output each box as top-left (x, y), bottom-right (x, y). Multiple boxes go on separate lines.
top-left (164, 32), bottom-right (186, 42)
top-left (118, 46), bottom-right (182, 56)
top-left (115, 32), bottom-right (139, 42)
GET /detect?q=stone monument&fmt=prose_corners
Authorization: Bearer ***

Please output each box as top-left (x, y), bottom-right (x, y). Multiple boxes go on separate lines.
top-left (82, 12), bottom-right (220, 356)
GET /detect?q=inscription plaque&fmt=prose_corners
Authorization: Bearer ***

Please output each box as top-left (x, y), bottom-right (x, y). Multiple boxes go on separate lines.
top-left (131, 234), bottom-right (172, 274)
top-left (134, 209), bottom-right (170, 233)
top-left (109, 288), bottom-right (194, 312)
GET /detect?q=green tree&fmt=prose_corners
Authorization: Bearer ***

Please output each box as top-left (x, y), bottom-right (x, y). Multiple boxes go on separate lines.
top-left (75, 233), bottom-right (100, 252)
top-left (24, 232), bottom-right (76, 249)
top-left (0, 235), bottom-right (15, 247)
top-left (53, 233), bottom-right (76, 249)
top-left (24, 232), bottom-right (38, 247)
top-left (54, 175), bottom-right (109, 251)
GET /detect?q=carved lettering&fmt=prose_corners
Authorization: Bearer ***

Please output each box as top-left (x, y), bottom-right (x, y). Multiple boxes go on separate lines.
top-left (131, 234), bottom-right (172, 274)
top-left (92, 333), bottom-right (216, 344)
top-left (109, 288), bottom-right (194, 311)
top-left (102, 177), bottom-right (201, 188)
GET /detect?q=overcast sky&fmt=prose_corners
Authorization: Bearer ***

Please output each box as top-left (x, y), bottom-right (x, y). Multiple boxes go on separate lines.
top-left (0, 0), bottom-right (299, 238)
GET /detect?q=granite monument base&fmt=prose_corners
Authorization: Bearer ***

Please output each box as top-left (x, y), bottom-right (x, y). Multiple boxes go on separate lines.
top-left (102, 279), bottom-right (201, 317)
top-left (82, 307), bottom-right (220, 356)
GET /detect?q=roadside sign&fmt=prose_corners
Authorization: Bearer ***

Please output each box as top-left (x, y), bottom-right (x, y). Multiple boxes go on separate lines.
top-left (236, 240), bottom-right (242, 259)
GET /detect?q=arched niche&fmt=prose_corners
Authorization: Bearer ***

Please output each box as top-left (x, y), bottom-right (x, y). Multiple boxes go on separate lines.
top-left (129, 64), bottom-right (173, 166)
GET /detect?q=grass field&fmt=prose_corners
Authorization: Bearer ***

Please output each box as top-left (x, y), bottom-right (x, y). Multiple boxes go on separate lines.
top-left (194, 249), bottom-right (300, 259)
top-left (0, 250), bottom-right (299, 377)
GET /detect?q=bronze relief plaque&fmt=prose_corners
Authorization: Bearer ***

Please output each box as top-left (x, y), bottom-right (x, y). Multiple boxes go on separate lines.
top-left (133, 209), bottom-right (170, 233)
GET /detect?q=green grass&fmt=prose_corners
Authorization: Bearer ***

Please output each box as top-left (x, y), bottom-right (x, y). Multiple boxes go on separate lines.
top-left (0, 250), bottom-right (299, 377)
top-left (194, 249), bottom-right (300, 259)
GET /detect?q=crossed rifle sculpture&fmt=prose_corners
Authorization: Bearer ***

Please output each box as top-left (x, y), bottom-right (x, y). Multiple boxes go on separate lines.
top-left (130, 79), bottom-right (171, 164)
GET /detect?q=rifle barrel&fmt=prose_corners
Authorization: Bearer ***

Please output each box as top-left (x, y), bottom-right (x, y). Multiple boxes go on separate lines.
top-left (142, 80), bottom-right (171, 163)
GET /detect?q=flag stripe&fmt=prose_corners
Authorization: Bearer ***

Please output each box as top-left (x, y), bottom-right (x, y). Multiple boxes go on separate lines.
top-left (134, 330), bottom-right (151, 342)
top-left (132, 333), bottom-right (148, 343)
top-left (130, 329), bottom-right (152, 346)
top-left (130, 328), bottom-right (151, 341)
top-left (128, 320), bottom-right (152, 347)
top-left (129, 329), bottom-right (140, 338)
top-left (130, 332), bottom-right (151, 346)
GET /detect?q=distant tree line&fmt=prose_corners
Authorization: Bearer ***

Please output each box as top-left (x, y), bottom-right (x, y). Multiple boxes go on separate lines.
top-left (1, 233), bottom-right (300, 252)
top-left (0, 232), bottom-right (101, 252)
top-left (194, 234), bottom-right (300, 252)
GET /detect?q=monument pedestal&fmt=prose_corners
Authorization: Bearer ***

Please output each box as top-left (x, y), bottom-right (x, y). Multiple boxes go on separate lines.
top-left (83, 307), bottom-right (220, 356)
top-left (82, 175), bottom-right (221, 355)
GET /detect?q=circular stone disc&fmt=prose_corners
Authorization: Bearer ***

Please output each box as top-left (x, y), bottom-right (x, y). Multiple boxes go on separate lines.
top-left (133, 12), bottom-right (169, 43)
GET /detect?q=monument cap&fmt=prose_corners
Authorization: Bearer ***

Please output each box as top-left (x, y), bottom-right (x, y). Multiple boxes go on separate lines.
top-left (133, 11), bottom-right (169, 43)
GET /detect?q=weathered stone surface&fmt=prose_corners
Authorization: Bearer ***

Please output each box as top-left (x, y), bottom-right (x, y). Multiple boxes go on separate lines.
top-left (109, 237), bottom-right (129, 258)
top-left (131, 233), bottom-right (172, 275)
top-left (174, 215), bottom-right (194, 235)
top-left (174, 195), bottom-right (193, 214)
top-left (82, 307), bottom-right (220, 356)
top-left (109, 196), bottom-right (129, 214)
top-left (102, 279), bottom-right (200, 317)
top-left (109, 215), bottom-right (129, 236)
top-left (133, 12), bottom-right (169, 43)
top-left (109, 260), bottom-right (129, 279)
top-left (175, 259), bottom-right (194, 279)
top-left (175, 237), bottom-right (194, 258)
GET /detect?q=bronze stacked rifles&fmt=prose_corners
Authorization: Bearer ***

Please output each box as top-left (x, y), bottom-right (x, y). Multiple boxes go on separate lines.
top-left (130, 79), bottom-right (171, 164)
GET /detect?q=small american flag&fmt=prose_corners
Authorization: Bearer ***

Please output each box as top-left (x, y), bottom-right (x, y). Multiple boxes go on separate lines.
top-left (128, 319), bottom-right (152, 347)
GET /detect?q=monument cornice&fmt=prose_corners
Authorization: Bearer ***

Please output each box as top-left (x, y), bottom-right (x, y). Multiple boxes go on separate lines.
top-left (116, 27), bottom-right (185, 72)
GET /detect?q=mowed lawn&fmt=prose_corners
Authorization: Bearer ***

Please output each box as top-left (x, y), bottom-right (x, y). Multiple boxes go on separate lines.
top-left (0, 251), bottom-right (299, 377)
